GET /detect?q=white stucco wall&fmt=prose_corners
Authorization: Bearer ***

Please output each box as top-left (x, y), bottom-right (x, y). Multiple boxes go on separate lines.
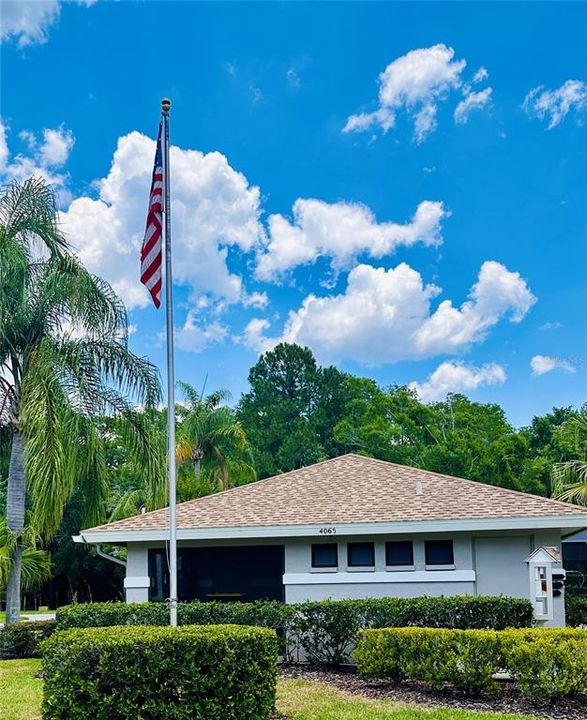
top-left (122, 530), bottom-right (566, 625)
top-left (474, 535), bottom-right (533, 598)
top-left (125, 542), bottom-right (151, 603)
top-left (283, 534), bottom-right (476, 602)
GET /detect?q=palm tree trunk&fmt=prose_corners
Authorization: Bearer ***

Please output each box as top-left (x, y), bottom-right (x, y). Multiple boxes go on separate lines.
top-left (5, 430), bottom-right (25, 625)
top-left (220, 464), bottom-right (229, 492)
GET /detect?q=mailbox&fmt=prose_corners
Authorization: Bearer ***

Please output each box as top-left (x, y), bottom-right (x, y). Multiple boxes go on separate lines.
top-left (525, 546), bottom-right (562, 623)
top-left (552, 570), bottom-right (566, 597)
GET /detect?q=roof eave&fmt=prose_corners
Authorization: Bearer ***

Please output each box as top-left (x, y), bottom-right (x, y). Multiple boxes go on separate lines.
top-left (75, 514), bottom-right (587, 546)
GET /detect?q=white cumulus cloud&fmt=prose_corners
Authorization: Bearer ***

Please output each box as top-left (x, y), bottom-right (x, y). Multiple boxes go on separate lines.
top-left (243, 260), bottom-right (535, 364)
top-left (242, 291), bottom-right (269, 309)
top-left (524, 80), bottom-right (587, 129)
top-left (473, 67), bottom-right (489, 83)
top-left (454, 88), bottom-right (493, 124)
top-left (255, 198), bottom-right (448, 281)
top-left (0, 122), bottom-right (8, 171)
top-left (530, 355), bottom-right (575, 376)
top-left (240, 318), bottom-right (277, 355)
top-left (1, 0), bottom-right (60, 46)
top-left (1, 1), bottom-right (96, 47)
top-left (414, 260), bottom-right (536, 356)
top-left (409, 361), bottom-right (506, 402)
top-left (344, 44), bottom-right (492, 143)
top-left (39, 127), bottom-right (75, 165)
top-left (172, 312), bottom-right (228, 354)
top-left (0, 120), bottom-right (74, 198)
top-left (59, 130), bottom-right (265, 310)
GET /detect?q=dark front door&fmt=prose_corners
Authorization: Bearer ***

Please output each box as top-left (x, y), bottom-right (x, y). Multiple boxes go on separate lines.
top-left (149, 545), bottom-right (285, 602)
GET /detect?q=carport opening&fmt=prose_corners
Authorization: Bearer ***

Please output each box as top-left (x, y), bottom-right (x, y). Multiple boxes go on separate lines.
top-left (148, 545), bottom-right (285, 602)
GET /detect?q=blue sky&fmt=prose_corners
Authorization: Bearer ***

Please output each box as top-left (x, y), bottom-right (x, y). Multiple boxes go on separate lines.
top-left (2, 1), bottom-right (586, 426)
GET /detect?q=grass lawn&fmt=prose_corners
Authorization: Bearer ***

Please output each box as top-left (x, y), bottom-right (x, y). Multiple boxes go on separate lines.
top-left (0, 611), bottom-right (53, 623)
top-left (0, 659), bottom-right (42, 720)
top-left (277, 679), bottom-right (538, 720)
top-left (0, 660), bottom-right (538, 720)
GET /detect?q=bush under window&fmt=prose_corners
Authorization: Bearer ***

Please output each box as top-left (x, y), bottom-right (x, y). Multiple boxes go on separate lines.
top-left (55, 595), bottom-right (534, 665)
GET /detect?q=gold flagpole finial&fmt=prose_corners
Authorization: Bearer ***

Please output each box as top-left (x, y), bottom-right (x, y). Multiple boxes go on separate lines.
top-left (161, 98), bottom-right (171, 113)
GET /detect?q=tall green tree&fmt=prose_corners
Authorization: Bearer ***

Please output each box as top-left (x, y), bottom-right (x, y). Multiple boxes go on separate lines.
top-left (176, 382), bottom-right (255, 494)
top-left (0, 519), bottom-right (51, 595)
top-left (101, 410), bottom-right (166, 521)
top-left (237, 343), bottom-right (350, 477)
top-left (0, 179), bottom-right (161, 623)
top-left (521, 407), bottom-right (582, 496)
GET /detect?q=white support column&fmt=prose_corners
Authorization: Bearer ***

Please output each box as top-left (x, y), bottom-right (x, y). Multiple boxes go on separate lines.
top-left (124, 543), bottom-right (150, 603)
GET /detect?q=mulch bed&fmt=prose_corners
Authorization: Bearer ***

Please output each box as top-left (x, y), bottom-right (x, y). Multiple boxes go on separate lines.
top-left (279, 666), bottom-right (587, 720)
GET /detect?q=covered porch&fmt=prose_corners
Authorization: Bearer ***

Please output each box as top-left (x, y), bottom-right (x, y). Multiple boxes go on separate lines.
top-left (147, 544), bottom-right (285, 603)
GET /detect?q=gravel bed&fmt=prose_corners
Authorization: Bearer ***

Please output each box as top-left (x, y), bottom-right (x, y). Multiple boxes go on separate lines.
top-left (279, 666), bottom-right (587, 720)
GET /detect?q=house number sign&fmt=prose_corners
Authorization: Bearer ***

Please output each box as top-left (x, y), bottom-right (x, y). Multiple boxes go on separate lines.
top-left (318, 527), bottom-right (337, 535)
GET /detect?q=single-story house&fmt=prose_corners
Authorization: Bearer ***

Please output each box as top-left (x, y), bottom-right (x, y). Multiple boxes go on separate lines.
top-left (75, 454), bottom-right (587, 626)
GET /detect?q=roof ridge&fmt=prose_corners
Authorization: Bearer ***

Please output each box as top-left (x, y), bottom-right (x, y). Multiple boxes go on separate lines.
top-left (351, 454), bottom-right (586, 512)
top-left (84, 453), bottom-right (587, 533)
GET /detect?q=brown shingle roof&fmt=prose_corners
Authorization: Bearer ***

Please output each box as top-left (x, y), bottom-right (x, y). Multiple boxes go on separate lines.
top-left (84, 454), bottom-right (587, 534)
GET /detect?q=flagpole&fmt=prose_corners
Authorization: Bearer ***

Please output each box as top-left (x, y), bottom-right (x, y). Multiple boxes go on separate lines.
top-left (161, 97), bottom-right (178, 627)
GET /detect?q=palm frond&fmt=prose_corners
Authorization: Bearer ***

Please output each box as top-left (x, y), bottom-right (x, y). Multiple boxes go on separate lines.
top-left (20, 349), bottom-right (71, 539)
top-left (0, 178), bottom-right (67, 258)
top-left (0, 522), bottom-right (52, 591)
top-left (552, 459), bottom-right (587, 506)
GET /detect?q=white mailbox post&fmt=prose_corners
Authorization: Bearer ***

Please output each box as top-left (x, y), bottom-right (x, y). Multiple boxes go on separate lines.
top-left (525, 546), bottom-right (561, 624)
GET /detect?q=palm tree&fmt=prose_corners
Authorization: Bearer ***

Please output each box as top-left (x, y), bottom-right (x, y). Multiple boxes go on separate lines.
top-left (105, 409), bottom-right (167, 521)
top-left (0, 179), bottom-right (162, 623)
top-left (0, 520), bottom-right (52, 594)
top-left (552, 416), bottom-right (587, 506)
top-left (176, 382), bottom-right (255, 493)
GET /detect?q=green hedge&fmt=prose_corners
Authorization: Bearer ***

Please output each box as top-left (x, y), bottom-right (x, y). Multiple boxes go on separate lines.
top-left (56, 600), bottom-right (295, 658)
top-left (56, 599), bottom-right (293, 632)
top-left (288, 596), bottom-right (533, 664)
top-left (355, 627), bottom-right (587, 700)
top-left (499, 628), bottom-right (587, 699)
top-left (566, 595), bottom-right (587, 627)
top-left (42, 624), bottom-right (279, 720)
top-left (55, 595), bottom-right (533, 665)
top-left (0, 620), bottom-right (57, 659)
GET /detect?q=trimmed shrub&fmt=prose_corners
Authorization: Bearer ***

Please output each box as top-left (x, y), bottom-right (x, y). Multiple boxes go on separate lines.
top-left (500, 628), bottom-right (587, 700)
top-left (355, 627), bottom-right (501, 694)
top-left (356, 626), bottom-right (587, 699)
top-left (56, 600), bottom-right (295, 658)
top-left (566, 594), bottom-right (587, 627)
top-left (42, 624), bottom-right (279, 720)
top-left (289, 595), bottom-right (532, 664)
top-left (56, 595), bottom-right (533, 665)
top-left (289, 599), bottom-right (362, 665)
top-left (359, 595), bottom-right (533, 630)
top-left (0, 619), bottom-right (57, 659)
top-left (56, 599), bottom-right (293, 630)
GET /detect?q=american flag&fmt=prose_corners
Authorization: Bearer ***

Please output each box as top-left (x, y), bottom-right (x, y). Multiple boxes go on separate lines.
top-left (140, 122), bottom-right (163, 308)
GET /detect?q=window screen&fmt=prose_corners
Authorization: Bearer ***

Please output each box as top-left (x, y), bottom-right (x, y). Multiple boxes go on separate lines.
top-left (385, 541), bottom-right (414, 566)
top-left (311, 544), bottom-right (338, 568)
top-left (425, 540), bottom-right (454, 565)
top-left (347, 542), bottom-right (375, 567)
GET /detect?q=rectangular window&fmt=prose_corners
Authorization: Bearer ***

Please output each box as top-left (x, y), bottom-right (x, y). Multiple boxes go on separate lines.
top-left (311, 543), bottom-right (338, 569)
top-left (347, 542), bottom-right (375, 568)
top-left (425, 540), bottom-right (454, 566)
top-left (385, 541), bottom-right (414, 567)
